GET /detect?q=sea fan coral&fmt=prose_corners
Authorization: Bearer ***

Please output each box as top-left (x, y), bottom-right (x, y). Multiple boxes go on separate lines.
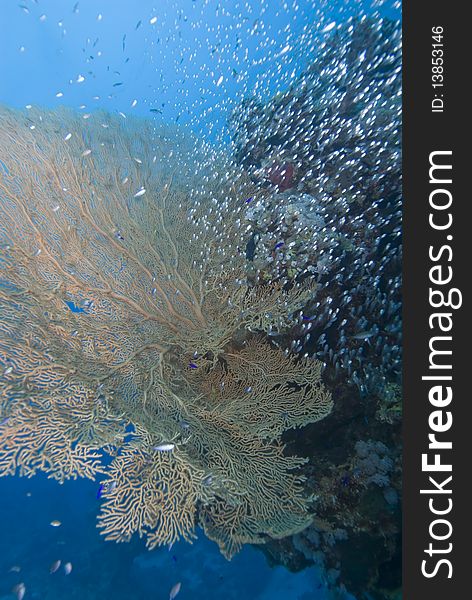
top-left (0, 107), bottom-right (332, 557)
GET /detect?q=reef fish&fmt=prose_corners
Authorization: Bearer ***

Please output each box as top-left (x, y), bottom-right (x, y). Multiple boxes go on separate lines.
top-left (50, 520), bottom-right (62, 527)
top-left (64, 562), bottom-right (73, 575)
top-left (153, 443), bottom-right (175, 452)
top-left (97, 480), bottom-right (116, 498)
top-left (169, 582), bottom-right (181, 600)
top-left (12, 583), bottom-right (25, 600)
top-left (350, 330), bottom-right (376, 340)
top-left (50, 560), bottom-right (61, 574)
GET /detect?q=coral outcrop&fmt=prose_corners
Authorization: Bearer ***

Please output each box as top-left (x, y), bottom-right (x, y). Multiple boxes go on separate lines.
top-left (0, 107), bottom-right (331, 557)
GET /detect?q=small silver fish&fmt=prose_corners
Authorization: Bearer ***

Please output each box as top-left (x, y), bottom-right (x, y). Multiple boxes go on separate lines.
top-left (64, 562), bottom-right (73, 575)
top-left (350, 330), bottom-right (375, 341)
top-left (12, 583), bottom-right (25, 600)
top-left (134, 187), bottom-right (146, 197)
top-left (153, 443), bottom-right (175, 452)
top-left (169, 582), bottom-right (181, 600)
top-left (50, 559), bottom-right (61, 574)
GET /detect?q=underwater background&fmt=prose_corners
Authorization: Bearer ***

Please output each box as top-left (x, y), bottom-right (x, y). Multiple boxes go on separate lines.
top-left (0, 1), bottom-right (401, 600)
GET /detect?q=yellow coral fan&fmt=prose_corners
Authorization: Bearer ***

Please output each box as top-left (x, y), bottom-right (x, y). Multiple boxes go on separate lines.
top-left (0, 106), bottom-right (332, 558)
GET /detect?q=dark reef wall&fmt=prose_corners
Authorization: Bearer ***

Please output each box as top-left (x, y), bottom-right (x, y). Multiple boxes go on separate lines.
top-left (228, 16), bottom-right (402, 600)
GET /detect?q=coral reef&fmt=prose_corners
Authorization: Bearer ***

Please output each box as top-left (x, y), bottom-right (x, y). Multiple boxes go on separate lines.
top-left (0, 107), bottom-right (332, 557)
top-left (0, 13), bottom-right (402, 599)
top-left (259, 384), bottom-right (402, 599)
top-left (227, 16), bottom-right (402, 599)
top-left (230, 16), bottom-right (402, 399)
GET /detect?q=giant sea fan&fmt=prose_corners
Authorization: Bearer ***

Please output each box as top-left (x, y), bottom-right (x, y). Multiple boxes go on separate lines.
top-left (0, 107), bottom-right (332, 558)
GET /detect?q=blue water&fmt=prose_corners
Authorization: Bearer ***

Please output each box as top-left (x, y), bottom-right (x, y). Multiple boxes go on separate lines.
top-left (0, 474), bottom-right (340, 600)
top-left (0, 1), bottom-right (400, 599)
top-left (0, 0), bottom-right (397, 142)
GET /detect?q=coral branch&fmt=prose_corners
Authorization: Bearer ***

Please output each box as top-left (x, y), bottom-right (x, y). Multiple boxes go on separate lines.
top-left (0, 106), bottom-right (332, 557)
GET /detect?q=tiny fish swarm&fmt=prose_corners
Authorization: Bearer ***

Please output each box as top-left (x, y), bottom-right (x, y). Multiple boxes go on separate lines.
top-left (230, 17), bottom-right (401, 399)
top-left (0, 107), bottom-right (332, 558)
